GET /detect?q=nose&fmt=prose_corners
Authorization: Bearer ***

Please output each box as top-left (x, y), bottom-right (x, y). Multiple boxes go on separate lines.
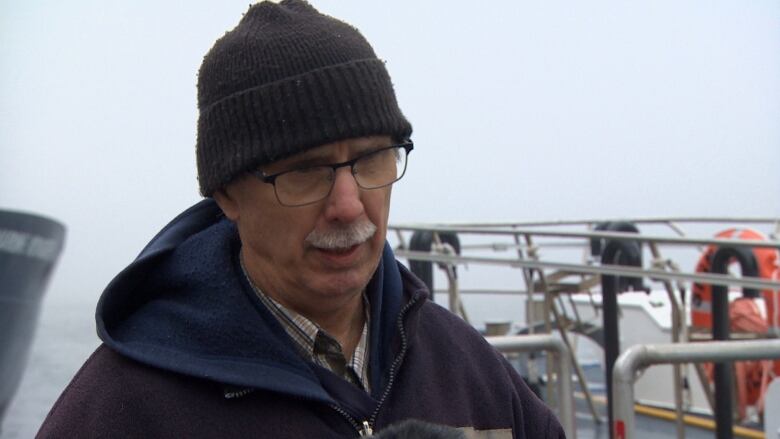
top-left (322, 167), bottom-right (364, 223)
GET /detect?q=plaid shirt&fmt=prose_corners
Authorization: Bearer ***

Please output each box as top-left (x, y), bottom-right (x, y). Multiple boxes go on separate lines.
top-left (240, 257), bottom-right (371, 393)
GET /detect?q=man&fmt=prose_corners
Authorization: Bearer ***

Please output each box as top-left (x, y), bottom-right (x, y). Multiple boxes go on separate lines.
top-left (39, 1), bottom-right (565, 438)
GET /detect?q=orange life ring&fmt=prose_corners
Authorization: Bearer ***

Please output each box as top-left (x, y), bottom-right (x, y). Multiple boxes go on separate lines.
top-left (702, 297), bottom-right (777, 418)
top-left (693, 228), bottom-right (780, 417)
top-left (691, 228), bottom-right (780, 334)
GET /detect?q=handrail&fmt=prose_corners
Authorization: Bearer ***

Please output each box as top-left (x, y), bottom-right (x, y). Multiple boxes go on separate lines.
top-left (393, 220), bottom-right (780, 438)
top-left (391, 217), bottom-right (779, 228)
top-left (486, 335), bottom-right (575, 439)
top-left (390, 225), bottom-right (780, 249)
top-left (394, 250), bottom-right (780, 292)
top-left (612, 340), bottom-right (780, 439)
top-left (459, 241), bottom-right (586, 250)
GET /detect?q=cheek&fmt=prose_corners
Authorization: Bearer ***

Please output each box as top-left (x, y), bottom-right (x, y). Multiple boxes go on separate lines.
top-left (237, 214), bottom-right (269, 254)
top-left (363, 188), bottom-right (391, 242)
top-left (373, 187), bottom-right (392, 225)
top-left (264, 207), bottom-right (319, 250)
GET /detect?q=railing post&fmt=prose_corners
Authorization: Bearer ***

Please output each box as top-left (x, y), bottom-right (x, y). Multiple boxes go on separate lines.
top-left (597, 222), bottom-right (643, 439)
top-left (487, 335), bottom-right (576, 439)
top-left (709, 246), bottom-right (759, 439)
top-left (612, 347), bottom-right (642, 439)
top-left (612, 340), bottom-right (780, 439)
top-left (648, 242), bottom-right (687, 439)
top-left (408, 230), bottom-right (460, 299)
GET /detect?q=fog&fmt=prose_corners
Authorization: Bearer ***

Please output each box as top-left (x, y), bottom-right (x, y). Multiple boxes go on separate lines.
top-left (1, 1), bottom-right (779, 436)
top-left (2, 0), bottom-right (779, 345)
top-left (3, 1), bottom-right (778, 312)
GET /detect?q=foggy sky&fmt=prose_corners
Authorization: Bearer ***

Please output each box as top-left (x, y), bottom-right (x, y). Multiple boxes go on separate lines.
top-left (2, 0), bottom-right (779, 309)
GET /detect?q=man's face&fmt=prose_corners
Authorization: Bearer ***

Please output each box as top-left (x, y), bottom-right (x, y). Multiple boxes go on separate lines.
top-left (215, 136), bottom-right (393, 317)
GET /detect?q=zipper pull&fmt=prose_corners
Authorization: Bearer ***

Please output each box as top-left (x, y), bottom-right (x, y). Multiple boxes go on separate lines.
top-left (359, 420), bottom-right (374, 436)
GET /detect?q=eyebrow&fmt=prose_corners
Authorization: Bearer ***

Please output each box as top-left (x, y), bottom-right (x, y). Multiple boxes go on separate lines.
top-left (283, 144), bottom-right (388, 170)
top-left (285, 155), bottom-right (329, 169)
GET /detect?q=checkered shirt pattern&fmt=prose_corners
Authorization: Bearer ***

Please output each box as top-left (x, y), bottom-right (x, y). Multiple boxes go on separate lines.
top-left (240, 256), bottom-right (371, 393)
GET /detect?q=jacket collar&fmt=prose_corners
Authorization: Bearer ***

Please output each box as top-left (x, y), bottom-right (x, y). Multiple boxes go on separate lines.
top-left (96, 199), bottom-right (416, 403)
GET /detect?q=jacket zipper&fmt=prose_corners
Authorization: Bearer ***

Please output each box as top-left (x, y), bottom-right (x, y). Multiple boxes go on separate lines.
top-left (224, 388), bottom-right (255, 399)
top-left (227, 389), bottom-right (373, 436)
top-left (329, 294), bottom-right (420, 437)
top-left (330, 404), bottom-right (374, 436)
top-left (225, 292), bottom-right (423, 437)
top-left (366, 295), bottom-right (421, 434)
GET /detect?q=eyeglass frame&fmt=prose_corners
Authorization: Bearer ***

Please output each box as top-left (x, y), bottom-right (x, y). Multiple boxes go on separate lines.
top-left (252, 140), bottom-right (414, 207)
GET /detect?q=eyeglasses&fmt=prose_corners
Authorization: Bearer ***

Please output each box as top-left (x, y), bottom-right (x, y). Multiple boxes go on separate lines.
top-left (254, 141), bottom-right (413, 207)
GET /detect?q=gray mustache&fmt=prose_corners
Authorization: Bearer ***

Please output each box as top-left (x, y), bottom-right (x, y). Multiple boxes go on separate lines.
top-left (305, 219), bottom-right (377, 250)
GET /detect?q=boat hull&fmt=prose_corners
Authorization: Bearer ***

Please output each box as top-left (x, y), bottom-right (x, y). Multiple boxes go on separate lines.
top-left (0, 210), bottom-right (65, 428)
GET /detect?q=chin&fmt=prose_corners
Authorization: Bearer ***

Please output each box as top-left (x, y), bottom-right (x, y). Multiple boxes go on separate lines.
top-left (315, 267), bottom-right (374, 297)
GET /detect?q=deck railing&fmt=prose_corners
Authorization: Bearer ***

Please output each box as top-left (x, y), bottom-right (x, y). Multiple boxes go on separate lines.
top-left (612, 339), bottom-right (780, 439)
top-left (487, 334), bottom-right (575, 439)
top-left (389, 218), bottom-right (780, 439)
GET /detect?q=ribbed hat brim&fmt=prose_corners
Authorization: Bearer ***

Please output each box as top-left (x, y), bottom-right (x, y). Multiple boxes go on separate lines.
top-left (196, 58), bottom-right (412, 196)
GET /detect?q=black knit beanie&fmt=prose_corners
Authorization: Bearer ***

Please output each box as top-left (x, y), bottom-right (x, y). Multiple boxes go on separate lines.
top-left (196, 0), bottom-right (413, 197)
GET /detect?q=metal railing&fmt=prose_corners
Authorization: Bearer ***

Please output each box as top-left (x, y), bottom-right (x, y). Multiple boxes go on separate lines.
top-left (390, 218), bottom-right (780, 439)
top-left (611, 339), bottom-right (780, 439)
top-left (391, 223), bottom-right (780, 250)
top-left (392, 249), bottom-right (780, 291)
top-left (487, 334), bottom-right (575, 439)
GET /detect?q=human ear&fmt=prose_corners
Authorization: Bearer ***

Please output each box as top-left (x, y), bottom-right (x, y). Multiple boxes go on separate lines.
top-left (213, 187), bottom-right (240, 221)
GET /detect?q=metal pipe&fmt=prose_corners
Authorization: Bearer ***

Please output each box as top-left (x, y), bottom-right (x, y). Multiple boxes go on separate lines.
top-left (392, 216), bottom-right (779, 228)
top-left (602, 273), bottom-right (620, 439)
top-left (487, 335), bottom-right (575, 439)
top-left (612, 340), bottom-right (780, 439)
top-left (524, 234), bottom-right (600, 422)
top-left (390, 225), bottom-right (780, 250)
top-left (459, 242), bottom-right (586, 251)
top-left (407, 231), bottom-right (435, 294)
top-left (549, 299), bottom-right (602, 424)
top-left (664, 221), bottom-right (688, 238)
top-left (433, 233), bottom-right (459, 317)
top-left (648, 242), bottom-right (685, 439)
top-left (522, 235), bottom-right (557, 411)
top-left (513, 234), bottom-right (535, 335)
top-left (513, 234), bottom-right (541, 395)
top-left (693, 362), bottom-right (716, 412)
top-left (598, 225), bottom-right (643, 439)
top-left (394, 229), bottom-right (407, 250)
top-left (393, 250), bottom-right (780, 291)
top-left (708, 246), bottom-right (760, 439)
top-left (430, 288), bottom-right (527, 296)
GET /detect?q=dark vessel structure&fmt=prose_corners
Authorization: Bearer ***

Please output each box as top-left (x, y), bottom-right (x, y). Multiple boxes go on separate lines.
top-left (0, 210), bottom-right (65, 429)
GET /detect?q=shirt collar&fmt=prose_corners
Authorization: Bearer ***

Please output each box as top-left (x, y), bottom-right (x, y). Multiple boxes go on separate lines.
top-left (239, 253), bottom-right (372, 392)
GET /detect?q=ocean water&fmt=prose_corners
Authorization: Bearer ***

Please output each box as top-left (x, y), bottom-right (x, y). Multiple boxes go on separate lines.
top-left (1, 297), bottom-right (99, 439)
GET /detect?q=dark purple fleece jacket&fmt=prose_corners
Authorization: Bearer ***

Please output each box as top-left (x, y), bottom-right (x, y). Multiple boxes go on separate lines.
top-left (37, 200), bottom-right (565, 438)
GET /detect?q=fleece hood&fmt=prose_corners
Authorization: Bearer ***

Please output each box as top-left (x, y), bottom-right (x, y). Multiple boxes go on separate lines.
top-left (96, 199), bottom-right (410, 403)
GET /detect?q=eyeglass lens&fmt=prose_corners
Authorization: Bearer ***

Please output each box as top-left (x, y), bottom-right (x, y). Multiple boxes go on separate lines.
top-left (274, 146), bottom-right (408, 206)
